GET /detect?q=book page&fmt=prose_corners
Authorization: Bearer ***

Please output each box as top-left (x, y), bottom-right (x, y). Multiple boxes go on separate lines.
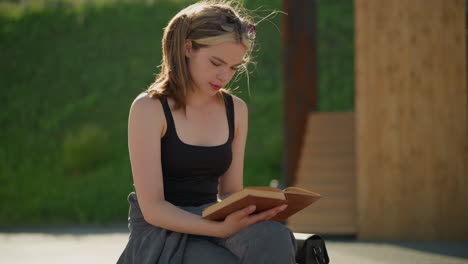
top-left (245, 186), bottom-right (283, 192)
top-left (284, 186), bottom-right (321, 196)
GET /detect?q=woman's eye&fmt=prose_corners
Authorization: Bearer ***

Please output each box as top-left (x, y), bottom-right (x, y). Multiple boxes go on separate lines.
top-left (210, 60), bottom-right (237, 71)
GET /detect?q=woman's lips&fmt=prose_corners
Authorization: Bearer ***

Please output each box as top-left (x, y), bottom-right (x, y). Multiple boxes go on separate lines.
top-left (210, 83), bottom-right (221, 90)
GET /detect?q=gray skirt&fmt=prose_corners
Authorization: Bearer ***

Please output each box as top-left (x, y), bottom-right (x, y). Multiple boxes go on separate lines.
top-left (117, 192), bottom-right (297, 264)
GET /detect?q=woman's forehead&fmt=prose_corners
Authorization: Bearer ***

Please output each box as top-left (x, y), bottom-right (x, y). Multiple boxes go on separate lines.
top-left (200, 42), bottom-right (247, 64)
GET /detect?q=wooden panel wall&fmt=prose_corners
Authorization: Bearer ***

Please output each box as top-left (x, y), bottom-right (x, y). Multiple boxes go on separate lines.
top-left (355, 0), bottom-right (468, 240)
top-left (288, 112), bottom-right (356, 234)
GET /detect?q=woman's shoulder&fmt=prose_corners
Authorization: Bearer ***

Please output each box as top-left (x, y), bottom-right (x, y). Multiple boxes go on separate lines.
top-left (129, 92), bottom-right (166, 132)
top-left (227, 93), bottom-right (248, 116)
top-left (131, 91), bottom-right (165, 110)
top-left (133, 91), bottom-right (161, 103)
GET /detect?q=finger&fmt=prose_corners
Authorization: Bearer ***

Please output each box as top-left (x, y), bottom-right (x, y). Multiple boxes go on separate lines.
top-left (265, 205), bottom-right (287, 220)
top-left (249, 210), bottom-right (276, 223)
top-left (264, 204), bottom-right (288, 215)
top-left (233, 205), bottom-right (256, 218)
top-left (272, 204), bottom-right (288, 212)
top-left (250, 204), bottom-right (287, 222)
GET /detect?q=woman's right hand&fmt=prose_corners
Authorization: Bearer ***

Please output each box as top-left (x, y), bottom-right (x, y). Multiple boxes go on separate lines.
top-left (218, 204), bottom-right (288, 238)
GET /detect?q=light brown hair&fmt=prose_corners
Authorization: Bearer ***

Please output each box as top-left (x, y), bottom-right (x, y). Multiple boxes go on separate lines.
top-left (146, 0), bottom-right (256, 112)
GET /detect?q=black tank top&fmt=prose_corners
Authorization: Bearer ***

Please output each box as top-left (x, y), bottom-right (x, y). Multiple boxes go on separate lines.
top-left (159, 92), bottom-right (234, 206)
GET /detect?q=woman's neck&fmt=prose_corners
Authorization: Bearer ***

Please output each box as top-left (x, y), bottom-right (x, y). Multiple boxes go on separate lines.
top-left (185, 90), bottom-right (219, 108)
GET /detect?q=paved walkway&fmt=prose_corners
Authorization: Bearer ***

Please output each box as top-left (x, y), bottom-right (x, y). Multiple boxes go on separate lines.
top-left (1, 227), bottom-right (467, 263)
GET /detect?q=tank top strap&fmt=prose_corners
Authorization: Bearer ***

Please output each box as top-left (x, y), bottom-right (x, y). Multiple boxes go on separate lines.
top-left (223, 92), bottom-right (235, 142)
top-left (160, 94), bottom-right (234, 142)
top-left (159, 97), bottom-right (176, 138)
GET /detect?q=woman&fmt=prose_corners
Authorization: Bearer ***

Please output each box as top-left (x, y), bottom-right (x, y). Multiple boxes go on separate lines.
top-left (118, 1), bottom-right (297, 263)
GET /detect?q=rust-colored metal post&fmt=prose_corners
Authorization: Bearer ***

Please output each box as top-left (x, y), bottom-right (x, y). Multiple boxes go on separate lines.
top-left (281, 0), bottom-right (318, 185)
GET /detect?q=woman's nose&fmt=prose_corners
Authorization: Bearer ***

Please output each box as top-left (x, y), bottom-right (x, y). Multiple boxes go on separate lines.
top-left (217, 70), bottom-right (229, 82)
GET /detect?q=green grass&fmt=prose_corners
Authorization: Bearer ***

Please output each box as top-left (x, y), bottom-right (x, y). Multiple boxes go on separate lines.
top-left (0, 0), bottom-right (353, 227)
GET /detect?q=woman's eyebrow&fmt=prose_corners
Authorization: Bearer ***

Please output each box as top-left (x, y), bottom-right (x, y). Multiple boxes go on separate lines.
top-left (211, 56), bottom-right (243, 66)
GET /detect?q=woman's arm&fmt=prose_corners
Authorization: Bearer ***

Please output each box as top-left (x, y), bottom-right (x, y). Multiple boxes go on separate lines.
top-left (218, 95), bottom-right (249, 199)
top-left (128, 94), bottom-right (285, 238)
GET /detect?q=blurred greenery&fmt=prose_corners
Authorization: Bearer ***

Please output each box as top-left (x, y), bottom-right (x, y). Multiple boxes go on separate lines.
top-left (0, 0), bottom-right (353, 227)
top-left (317, 0), bottom-right (354, 111)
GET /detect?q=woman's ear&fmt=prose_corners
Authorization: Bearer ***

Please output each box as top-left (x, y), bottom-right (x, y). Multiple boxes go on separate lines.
top-left (184, 40), bottom-right (193, 58)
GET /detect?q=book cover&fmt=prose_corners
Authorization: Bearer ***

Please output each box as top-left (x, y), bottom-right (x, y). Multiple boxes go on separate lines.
top-left (202, 186), bottom-right (321, 222)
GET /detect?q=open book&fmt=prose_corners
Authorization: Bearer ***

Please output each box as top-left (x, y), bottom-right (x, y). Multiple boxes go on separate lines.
top-left (202, 186), bottom-right (322, 222)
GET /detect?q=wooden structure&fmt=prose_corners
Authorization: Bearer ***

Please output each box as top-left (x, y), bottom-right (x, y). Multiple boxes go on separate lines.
top-left (282, 0), bottom-right (468, 241)
top-left (354, 0), bottom-right (468, 241)
top-left (281, 0), bottom-right (358, 235)
top-left (287, 112), bottom-right (356, 234)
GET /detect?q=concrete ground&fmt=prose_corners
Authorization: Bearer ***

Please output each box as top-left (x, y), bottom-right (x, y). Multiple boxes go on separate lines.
top-left (1, 226), bottom-right (467, 264)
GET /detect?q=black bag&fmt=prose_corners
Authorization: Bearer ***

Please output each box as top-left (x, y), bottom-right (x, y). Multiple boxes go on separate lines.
top-left (295, 234), bottom-right (330, 264)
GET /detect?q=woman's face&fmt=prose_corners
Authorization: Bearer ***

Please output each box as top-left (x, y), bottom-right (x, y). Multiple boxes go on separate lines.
top-left (185, 41), bottom-right (247, 96)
